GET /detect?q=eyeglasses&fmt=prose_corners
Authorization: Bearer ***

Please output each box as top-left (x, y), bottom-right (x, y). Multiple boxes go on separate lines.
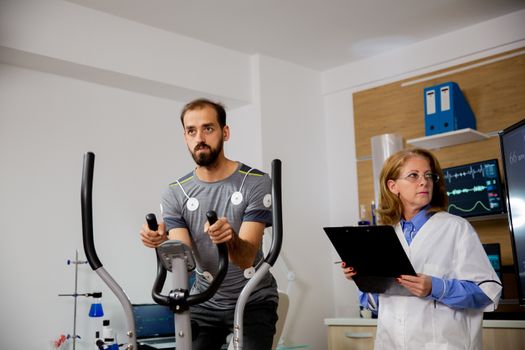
top-left (399, 172), bottom-right (440, 183)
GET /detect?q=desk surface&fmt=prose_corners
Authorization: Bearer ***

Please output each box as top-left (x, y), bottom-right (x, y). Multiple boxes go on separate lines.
top-left (324, 318), bottom-right (525, 329)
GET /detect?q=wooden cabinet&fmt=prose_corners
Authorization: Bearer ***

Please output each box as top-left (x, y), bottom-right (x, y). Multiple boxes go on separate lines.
top-left (325, 319), bottom-right (525, 350)
top-left (483, 326), bottom-right (525, 350)
top-left (327, 324), bottom-right (375, 350)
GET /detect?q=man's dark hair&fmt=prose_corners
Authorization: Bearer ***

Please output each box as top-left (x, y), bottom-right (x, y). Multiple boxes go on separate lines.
top-left (180, 98), bottom-right (227, 128)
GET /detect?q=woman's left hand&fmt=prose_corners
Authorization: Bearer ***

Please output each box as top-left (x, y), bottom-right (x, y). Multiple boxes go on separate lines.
top-left (397, 273), bottom-right (432, 297)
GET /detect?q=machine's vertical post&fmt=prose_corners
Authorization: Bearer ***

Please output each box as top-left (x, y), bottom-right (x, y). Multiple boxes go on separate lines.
top-left (173, 257), bottom-right (191, 349)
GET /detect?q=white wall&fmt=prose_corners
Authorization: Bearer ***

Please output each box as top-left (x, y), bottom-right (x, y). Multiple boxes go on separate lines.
top-left (255, 55), bottom-right (333, 349)
top-left (322, 90), bottom-right (362, 318)
top-left (323, 9), bottom-right (525, 94)
top-left (226, 103), bottom-right (264, 169)
top-left (0, 62), bottom-right (188, 348)
top-left (0, 0), bottom-right (252, 107)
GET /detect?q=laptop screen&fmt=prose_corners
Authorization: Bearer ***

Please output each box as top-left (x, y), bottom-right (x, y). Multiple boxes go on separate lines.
top-left (133, 304), bottom-right (175, 339)
top-left (482, 243), bottom-right (502, 280)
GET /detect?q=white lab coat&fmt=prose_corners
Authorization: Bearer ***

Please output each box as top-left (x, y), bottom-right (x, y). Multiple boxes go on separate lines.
top-left (374, 212), bottom-right (502, 350)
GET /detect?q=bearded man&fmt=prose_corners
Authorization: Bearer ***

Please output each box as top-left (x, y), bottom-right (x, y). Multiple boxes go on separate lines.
top-left (140, 98), bottom-right (279, 350)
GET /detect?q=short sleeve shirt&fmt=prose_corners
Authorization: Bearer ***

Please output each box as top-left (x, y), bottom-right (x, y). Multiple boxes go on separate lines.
top-left (161, 162), bottom-right (277, 308)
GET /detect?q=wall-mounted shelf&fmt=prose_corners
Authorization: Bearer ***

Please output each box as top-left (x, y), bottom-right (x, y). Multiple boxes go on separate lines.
top-left (467, 213), bottom-right (508, 222)
top-left (407, 128), bottom-right (490, 149)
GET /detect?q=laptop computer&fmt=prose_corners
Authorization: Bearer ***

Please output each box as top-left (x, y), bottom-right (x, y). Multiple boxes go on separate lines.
top-left (133, 303), bottom-right (175, 349)
top-left (324, 225), bottom-right (416, 295)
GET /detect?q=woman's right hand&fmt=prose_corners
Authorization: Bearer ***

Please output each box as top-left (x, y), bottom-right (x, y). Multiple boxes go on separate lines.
top-left (140, 221), bottom-right (168, 248)
top-left (341, 262), bottom-right (357, 280)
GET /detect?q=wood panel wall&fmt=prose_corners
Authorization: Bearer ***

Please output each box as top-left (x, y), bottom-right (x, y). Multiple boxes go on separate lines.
top-left (353, 48), bottom-right (525, 267)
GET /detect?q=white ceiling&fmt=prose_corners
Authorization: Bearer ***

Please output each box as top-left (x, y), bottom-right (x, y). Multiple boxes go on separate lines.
top-left (67, 0), bottom-right (525, 71)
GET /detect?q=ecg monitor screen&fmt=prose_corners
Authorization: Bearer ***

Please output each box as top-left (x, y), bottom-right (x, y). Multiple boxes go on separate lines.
top-left (443, 159), bottom-right (506, 218)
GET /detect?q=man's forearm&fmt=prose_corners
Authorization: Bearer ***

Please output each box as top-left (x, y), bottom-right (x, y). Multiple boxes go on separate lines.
top-left (226, 233), bottom-right (260, 269)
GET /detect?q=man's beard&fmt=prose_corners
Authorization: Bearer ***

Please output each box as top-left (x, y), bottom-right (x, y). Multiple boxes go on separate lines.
top-left (190, 141), bottom-right (223, 166)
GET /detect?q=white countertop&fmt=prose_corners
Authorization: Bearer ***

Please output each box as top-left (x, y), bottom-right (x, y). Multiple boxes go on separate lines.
top-left (324, 318), bottom-right (525, 329)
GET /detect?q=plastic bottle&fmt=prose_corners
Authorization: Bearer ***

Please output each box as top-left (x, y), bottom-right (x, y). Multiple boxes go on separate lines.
top-left (358, 204), bottom-right (370, 225)
top-left (102, 320), bottom-right (118, 349)
top-left (371, 201), bottom-right (377, 226)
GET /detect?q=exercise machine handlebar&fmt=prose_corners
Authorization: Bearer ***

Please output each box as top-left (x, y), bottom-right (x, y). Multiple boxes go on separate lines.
top-left (81, 152), bottom-right (102, 270)
top-left (231, 158), bottom-right (283, 350)
top-left (265, 159), bottom-right (282, 266)
top-left (80, 151), bottom-right (136, 349)
top-left (149, 210), bottom-right (229, 308)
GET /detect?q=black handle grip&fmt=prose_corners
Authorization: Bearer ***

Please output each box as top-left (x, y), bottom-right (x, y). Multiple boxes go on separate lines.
top-left (146, 213), bottom-right (159, 231)
top-left (206, 210), bottom-right (218, 225)
top-left (266, 159), bottom-right (282, 266)
top-left (81, 152), bottom-right (103, 270)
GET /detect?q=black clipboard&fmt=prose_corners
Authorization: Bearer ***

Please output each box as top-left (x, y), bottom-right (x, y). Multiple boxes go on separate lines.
top-left (324, 225), bottom-right (416, 295)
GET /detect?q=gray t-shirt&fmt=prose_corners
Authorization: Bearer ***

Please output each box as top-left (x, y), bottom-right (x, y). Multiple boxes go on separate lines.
top-left (161, 162), bottom-right (278, 309)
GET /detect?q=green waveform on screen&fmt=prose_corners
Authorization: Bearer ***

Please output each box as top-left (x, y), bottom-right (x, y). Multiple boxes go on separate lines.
top-left (448, 201), bottom-right (492, 213)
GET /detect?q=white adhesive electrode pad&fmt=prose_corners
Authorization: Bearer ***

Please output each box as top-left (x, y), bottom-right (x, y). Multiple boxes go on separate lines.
top-left (263, 194), bottom-right (272, 208)
top-left (244, 267), bottom-right (256, 279)
top-left (202, 271), bottom-right (213, 283)
top-left (186, 198), bottom-right (199, 211)
top-left (231, 191), bottom-right (243, 205)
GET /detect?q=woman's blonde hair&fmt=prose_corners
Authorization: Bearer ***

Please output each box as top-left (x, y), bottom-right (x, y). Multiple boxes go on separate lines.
top-left (376, 148), bottom-right (448, 225)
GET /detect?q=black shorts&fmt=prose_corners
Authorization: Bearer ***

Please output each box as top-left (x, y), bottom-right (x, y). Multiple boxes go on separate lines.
top-left (190, 300), bottom-right (278, 350)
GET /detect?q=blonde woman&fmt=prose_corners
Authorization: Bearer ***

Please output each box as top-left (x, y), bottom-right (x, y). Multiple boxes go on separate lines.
top-left (342, 148), bottom-right (501, 349)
